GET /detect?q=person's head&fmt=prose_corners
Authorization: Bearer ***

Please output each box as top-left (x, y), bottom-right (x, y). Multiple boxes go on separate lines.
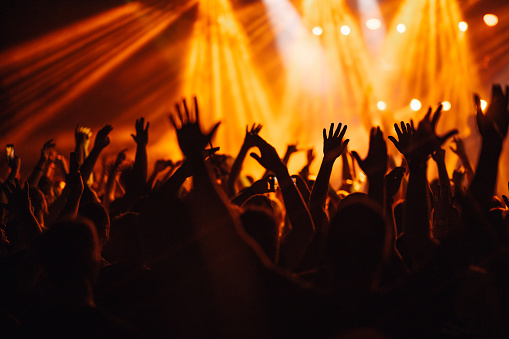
top-left (240, 206), bottom-right (280, 263)
top-left (79, 202), bottom-right (110, 250)
top-left (326, 193), bottom-right (391, 289)
top-left (38, 217), bottom-right (99, 282)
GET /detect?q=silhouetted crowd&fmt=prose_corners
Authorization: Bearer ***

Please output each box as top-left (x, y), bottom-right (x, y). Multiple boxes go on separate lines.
top-left (1, 88), bottom-right (509, 338)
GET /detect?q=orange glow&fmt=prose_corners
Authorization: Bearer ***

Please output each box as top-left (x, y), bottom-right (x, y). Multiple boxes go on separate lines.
top-left (483, 14), bottom-right (498, 27)
top-left (366, 18), bottom-right (382, 30)
top-left (459, 21), bottom-right (468, 32)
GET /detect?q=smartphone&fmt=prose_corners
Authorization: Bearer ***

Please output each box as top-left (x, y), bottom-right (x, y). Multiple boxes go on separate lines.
top-left (268, 175), bottom-right (279, 191)
top-left (6, 144), bottom-right (14, 164)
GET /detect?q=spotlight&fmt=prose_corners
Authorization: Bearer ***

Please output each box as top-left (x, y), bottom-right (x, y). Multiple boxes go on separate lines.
top-left (340, 25), bottom-right (351, 36)
top-left (396, 24), bottom-right (406, 33)
top-left (480, 100), bottom-right (487, 111)
top-left (483, 14), bottom-right (498, 27)
top-left (442, 101), bottom-right (451, 111)
top-left (312, 26), bottom-right (323, 36)
top-left (410, 99), bottom-right (421, 111)
top-left (458, 21), bottom-right (468, 32)
top-left (366, 18), bottom-right (382, 30)
top-left (377, 101), bottom-right (386, 111)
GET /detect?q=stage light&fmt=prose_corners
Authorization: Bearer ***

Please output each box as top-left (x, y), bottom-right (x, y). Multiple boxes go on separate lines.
top-left (377, 101), bottom-right (386, 111)
top-left (366, 18), bottom-right (382, 30)
top-left (458, 21), bottom-right (468, 32)
top-left (410, 99), bottom-right (421, 111)
top-left (483, 14), bottom-right (498, 27)
top-left (312, 26), bottom-right (323, 36)
top-left (340, 25), bottom-right (351, 36)
top-left (442, 101), bottom-right (451, 111)
top-left (396, 24), bottom-right (406, 33)
top-left (480, 100), bottom-right (487, 111)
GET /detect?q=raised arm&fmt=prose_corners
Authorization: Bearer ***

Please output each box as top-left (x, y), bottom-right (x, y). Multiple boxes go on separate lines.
top-left (79, 124), bottom-right (113, 184)
top-left (226, 124), bottom-right (262, 197)
top-left (389, 106), bottom-right (457, 267)
top-left (309, 123), bottom-right (349, 232)
top-left (250, 134), bottom-right (315, 269)
top-left (468, 86), bottom-right (509, 211)
top-left (27, 139), bottom-right (55, 187)
top-left (131, 117), bottom-right (149, 194)
top-left (351, 126), bottom-right (388, 207)
top-left (449, 137), bottom-right (474, 185)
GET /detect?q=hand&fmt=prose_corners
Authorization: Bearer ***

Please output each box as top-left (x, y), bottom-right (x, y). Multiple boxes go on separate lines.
top-left (285, 144), bottom-right (299, 156)
top-left (322, 123), bottom-right (349, 162)
top-left (131, 117), bottom-right (150, 146)
top-left (449, 137), bottom-right (466, 157)
top-left (475, 85), bottom-right (509, 145)
top-left (0, 179), bottom-right (31, 217)
top-left (249, 135), bottom-right (286, 174)
top-left (452, 169), bottom-right (465, 195)
top-left (154, 159), bottom-right (173, 173)
top-left (94, 125), bottom-right (113, 150)
top-left (41, 139), bottom-right (56, 161)
top-left (244, 124), bottom-right (263, 148)
top-left (388, 121), bottom-right (415, 161)
top-left (169, 97), bottom-right (220, 156)
top-left (385, 166), bottom-right (406, 198)
top-left (351, 126), bottom-right (387, 177)
top-left (249, 176), bottom-right (276, 195)
top-left (306, 148), bottom-right (315, 164)
top-left (75, 125), bottom-right (92, 146)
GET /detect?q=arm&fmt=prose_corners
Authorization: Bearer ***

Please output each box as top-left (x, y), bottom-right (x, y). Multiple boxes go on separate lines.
top-left (131, 117), bottom-right (149, 194)
top-left (79, 125), bottom-right (113, 184)
top-left (299, 148), bottom-right (315, 181)
top-left (309, 123), bottom-right (349, 233)
top-left (59, 152), bottom-right (84, 218)
top-left (351, 126), bottom-right (388, 207)
top-left (449, 137), bottom-right (474, 185)
top-left (147, 159), bottom-right (173, 191)
top-left (388, 106), bottom-right (457, 267)
top-left (226, 124), bottom-right (262, 197)
top-left (27, 139), bottom-right (55, 187)
top-left (339, 149), bottom-right (354, 192)
top-left (250, 135), bottom-right (316, 270)
top-left (103, 149), bottom-right (127, 209)
top-left (468, 88), bottom-right (509, 212)
top-left (74, 125), bottom-right (92, 166)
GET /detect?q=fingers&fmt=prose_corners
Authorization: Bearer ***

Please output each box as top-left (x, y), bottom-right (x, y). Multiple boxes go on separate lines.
top-left (206, 122), bottom-right (221, 142)
top-left (175, 103), bottom-right (184, 125)
top-left (338, 124), bottom-right (347, 140)
top-left (394, 123), bottom-right (402, 138)
top-left (333, 123), bottom-right (343, 138)
top-left (388, 136), bottom-right (398, 148)
top-left (424, 107), bottom-right (432, 122)
top-left (250, 152), bottom-right (262, 164)
top-left (329, 123), bottom-right (334, 139)
top-left (351, 150), bottom-right (362, 164)
top-left (323, 128), bottom-right (327, 142)
top-left (431, 104), bottom-right (442, 128)
top-left (194, 96), bottom-right (199, 123)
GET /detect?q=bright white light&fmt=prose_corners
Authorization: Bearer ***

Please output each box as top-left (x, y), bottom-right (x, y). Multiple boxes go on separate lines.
top-left (442, 101), bottom-right (451, 111)
top-left (480, 100), bottom-right (487, 111)
top-left (459, 21), bottom-right (468, 32)
top-left (377, 101), bottom-right (386, 111)
top-left (410, 99), bottom-right (422, 111)
top-left (483, 14), bottom-right (498, 27)
top-left (340, 25), bottom-right (351, 36)
top-left (396, 24), bottom-right (406, 33)
top-left (366, 18), bottom-right (382, 30)
top-left (312, 26), bottom-right (323, 36)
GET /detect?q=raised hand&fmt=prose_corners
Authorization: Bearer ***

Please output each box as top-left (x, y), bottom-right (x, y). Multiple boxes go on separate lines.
top-left (306, 148), bottom-right (316, 165)
top-left (244, 123), bottom-right (263, 148)
top-left (322, 123), bottom-right (349, 162)
top-left (131, 117), bottom-right (150, 146)
top-left (449, 137), bottom-right (465, 157)
top-left (475, 85), bottom-right (509, 144)
top-left (153, 159), bottom-right (173, 174)
top-left (351, 126), bottom-right (387, 177)
top-left (75, 125), bottom-right (92, 147)
top-left (249, 135), bottom-right (286, 174)
top-left (169, 97), bottom-right (220, 157)
top-left (94, 124), bottom-right (113, 150)
top-left (388, 121), bottom-right (414, 161)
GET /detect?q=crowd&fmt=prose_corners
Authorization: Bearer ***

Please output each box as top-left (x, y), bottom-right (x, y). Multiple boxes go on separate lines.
top-left (1, 87), bottom-right (509, 337)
